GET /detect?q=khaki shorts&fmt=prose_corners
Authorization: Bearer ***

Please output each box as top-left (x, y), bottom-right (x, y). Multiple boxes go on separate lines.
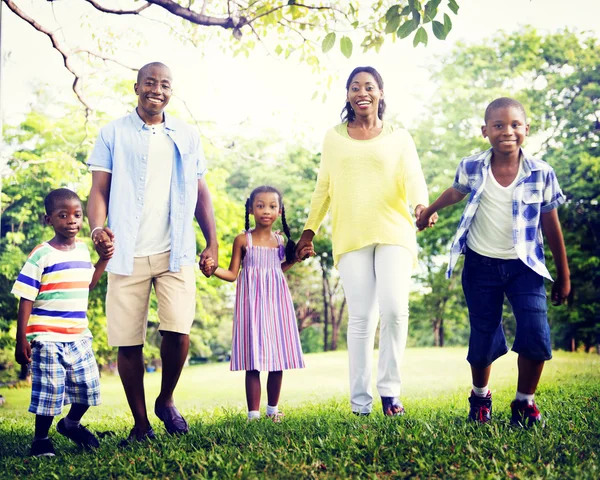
top-left (106, 251), bottom-right (196, 347)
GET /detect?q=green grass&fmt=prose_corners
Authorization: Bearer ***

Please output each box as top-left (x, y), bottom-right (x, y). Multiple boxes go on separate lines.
top-left (1, 348), bottom-right (599, 479)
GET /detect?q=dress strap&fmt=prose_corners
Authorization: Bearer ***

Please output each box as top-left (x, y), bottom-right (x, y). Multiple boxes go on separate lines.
top-left (245, 229), bottom-right (253, 247)
top-left (275, 233), bottom-right (283, 247)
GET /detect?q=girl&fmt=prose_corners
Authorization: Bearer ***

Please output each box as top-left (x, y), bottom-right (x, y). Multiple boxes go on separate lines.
top-left (204, 186), bottom-right (312, 421)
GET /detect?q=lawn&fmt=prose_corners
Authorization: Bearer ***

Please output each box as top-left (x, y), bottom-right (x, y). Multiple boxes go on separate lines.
top-left (1, 348), bottom-right (599, 479)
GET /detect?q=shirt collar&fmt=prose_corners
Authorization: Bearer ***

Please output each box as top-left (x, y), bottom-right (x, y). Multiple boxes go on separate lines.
top-left (482, 147), bottom-right (538, 176)
top-left (129, 109), bottom-right (175, 132)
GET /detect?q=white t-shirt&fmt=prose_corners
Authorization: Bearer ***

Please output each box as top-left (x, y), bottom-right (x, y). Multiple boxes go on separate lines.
top-left (134, 123), bottom-right (174, 256)
top-left (466, 159), bottom-right (524, 259)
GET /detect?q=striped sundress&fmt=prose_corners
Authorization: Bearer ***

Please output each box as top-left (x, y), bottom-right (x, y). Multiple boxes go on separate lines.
top-left (230, 230), bottom-right (305, 372)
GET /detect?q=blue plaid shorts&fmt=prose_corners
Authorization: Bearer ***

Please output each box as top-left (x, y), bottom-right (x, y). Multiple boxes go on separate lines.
top-left (29, 338), bottom-right (101, 416)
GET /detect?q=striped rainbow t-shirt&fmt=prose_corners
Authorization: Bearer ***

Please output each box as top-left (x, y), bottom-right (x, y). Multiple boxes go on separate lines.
top-left (11, 240), bottom-right (94, 342)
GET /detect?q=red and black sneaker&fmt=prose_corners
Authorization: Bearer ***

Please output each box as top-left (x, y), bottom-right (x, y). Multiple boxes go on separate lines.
top-left (510, 399), bottom-right (544, 428)
top-left (467, 390), bottom-right (492, 423)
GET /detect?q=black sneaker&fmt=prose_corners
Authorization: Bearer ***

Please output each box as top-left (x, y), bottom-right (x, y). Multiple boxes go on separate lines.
top-left (118, 426), bottom-right (156, 447)
top-left (57, 418), bottom-right (100, 449)
top-left (468, 390), bottom-right (492, 423)
top-left (30, 438), bottom-right (55, 457)
top-left (510, 399), bottom-right (544, 428)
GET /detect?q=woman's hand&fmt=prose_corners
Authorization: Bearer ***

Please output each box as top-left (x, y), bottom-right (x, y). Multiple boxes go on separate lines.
top-left (415, 205), bottom-right (438, 231)
top-left (295, 230), bottom-right (315, 260)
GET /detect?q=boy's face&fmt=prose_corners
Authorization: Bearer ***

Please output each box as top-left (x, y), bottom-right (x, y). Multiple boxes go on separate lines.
top-left (482, 106), bottom-right (529, 155)
top-left (45, 198), bottom-right (84, 239)
top-left (250, 192), bottom-right (281, 228)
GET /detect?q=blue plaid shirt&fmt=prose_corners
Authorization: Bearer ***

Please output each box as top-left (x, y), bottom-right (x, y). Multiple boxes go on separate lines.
top-left (447, 148), bottom-right (565, 280)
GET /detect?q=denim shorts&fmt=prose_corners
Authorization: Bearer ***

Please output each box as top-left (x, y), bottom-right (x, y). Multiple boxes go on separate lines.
top-left (29, 338), bottom-right (101, 416)
top-left (462, 248), bottom-right (551, 368)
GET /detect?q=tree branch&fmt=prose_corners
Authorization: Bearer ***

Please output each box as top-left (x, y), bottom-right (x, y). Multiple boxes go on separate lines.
top-left (72, 49), bottom-right (139, 71)
top-left (147, 0), bottom-right (239, 28)
top-left (3, 0), bottom-right (93, 115)
top-left (84, 0), bottom-right (151, 15)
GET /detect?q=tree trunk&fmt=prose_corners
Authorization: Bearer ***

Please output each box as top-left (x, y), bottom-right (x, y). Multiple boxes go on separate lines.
top-left (439, 317), bottom-right (445, 347)
top-left (330, 297), bottom-right (346, 351)
top-left (322, 267), bottom-right (329, 352)
top-left (433, 320), bottom-right (440, 347)
top-left (570, 337), bottom-right (576, 352)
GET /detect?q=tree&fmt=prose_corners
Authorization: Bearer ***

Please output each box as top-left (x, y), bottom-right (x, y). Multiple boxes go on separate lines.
top-left (3, 0), bottom-right (460, 112)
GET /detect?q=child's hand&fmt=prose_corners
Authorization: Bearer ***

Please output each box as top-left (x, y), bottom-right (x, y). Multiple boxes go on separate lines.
top-left (93, 229), bottom-right (115, 259)
top-left (415, 205), bottom-right (438, 231)
top-left (551, 276), bottom-right (571, 306)
top-left (298, 245), bottom-right (315, 261)
top-left (15, 338), bottom-right (31, 365)
top-left (202, 257), bottom-right (215, 276)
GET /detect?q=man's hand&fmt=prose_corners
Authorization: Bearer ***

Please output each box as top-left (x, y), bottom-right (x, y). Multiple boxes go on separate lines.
top-left (551, 276), bottom-right (571, 306)
top-left (199, 244), bottom-right (218, 277)
top-left (15, 338), bottom-right (31, 366)
top-left (92, 227), bottom-right (115, 259)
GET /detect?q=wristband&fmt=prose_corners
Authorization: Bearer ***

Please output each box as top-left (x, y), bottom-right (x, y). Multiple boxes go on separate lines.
top-left (90, 227), bottom-right (104, 240)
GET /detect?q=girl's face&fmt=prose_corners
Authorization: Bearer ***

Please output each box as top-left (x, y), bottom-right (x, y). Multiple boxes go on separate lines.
top-left (251, 192), bottom-right (281, 228)
top-left (347, 72), bottom-right (383, 119)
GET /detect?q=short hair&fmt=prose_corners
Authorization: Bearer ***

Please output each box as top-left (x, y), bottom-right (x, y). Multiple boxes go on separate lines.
top-left (44, 188), bottom-right (81, 215)
top-left (484, 97), bottom-right (527, 123)
top-left (137, 62), bottom-right (172, 83)
top-left (341, 66), bottom-right (387, 123)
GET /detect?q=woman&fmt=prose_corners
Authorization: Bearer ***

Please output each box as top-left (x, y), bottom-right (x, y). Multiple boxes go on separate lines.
top-left (296, 66), bottom-right (436, 416)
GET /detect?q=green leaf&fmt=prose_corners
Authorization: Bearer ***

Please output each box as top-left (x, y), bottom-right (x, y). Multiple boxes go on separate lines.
top-left (397, 18), bottom-right (418, 39)
top-left (340, 36), bottom-right (353, 58)
top-left (311, 90), bottom-right (319, 101)
top-left (385, 14), bottom-right (401, 34)
top-left (432, 20), bottom-right (446, 40)
top-left (413, 26), bottom-right (428, 47)
top-left (274, 44), bottom-right (283, 55)
top-left (385, 5), bottom-right (400, 22)
top-left (444, 13), bottom-right (453, 32)
top-left (401, 6), bottom-right (411, 15)
top-left (424, 0), bottom-right (441, 23)
top-left (322, 32), bottom-right (336, 53)
top-left (448, 0), bottom-right (459, 15)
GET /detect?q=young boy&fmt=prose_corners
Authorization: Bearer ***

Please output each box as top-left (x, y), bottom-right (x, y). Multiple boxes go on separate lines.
top-left (416, 98), bottom-right (570, 427)
top-left (12, 188), bottom-right (114, 456)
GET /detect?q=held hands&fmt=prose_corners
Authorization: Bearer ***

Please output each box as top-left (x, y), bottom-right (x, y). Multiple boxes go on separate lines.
top-left (92, 227), bottom-right (115, 260)
top-left (551, 276), bottom-right (571, 306)
top-left (200, 244), bottom-right (218, 277)
top-left (295, 231), bottom-right (316, 261)
top-left (296, 245), bottom-right (315, 262)
top-left (415, 205), bottom-right (438, 231)
top-left (15, 338), bottom-right (31, 365)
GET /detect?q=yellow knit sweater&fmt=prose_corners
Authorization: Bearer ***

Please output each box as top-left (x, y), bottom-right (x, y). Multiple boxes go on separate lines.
top-left (304, 123), bottom-right (429, 267)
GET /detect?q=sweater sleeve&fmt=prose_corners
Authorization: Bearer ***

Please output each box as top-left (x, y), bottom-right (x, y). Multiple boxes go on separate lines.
top-left (400, 130), bottom-right (429, 208)
top-left (303, 133), bottom-right (332, 233)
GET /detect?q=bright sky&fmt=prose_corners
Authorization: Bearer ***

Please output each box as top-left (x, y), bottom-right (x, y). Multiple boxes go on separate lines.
top-left (2, 0), bottom-right (600, 148)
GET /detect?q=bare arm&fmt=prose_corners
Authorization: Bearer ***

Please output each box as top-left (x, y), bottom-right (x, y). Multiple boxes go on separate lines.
top-left (15, 299), bottom-right (33, 365)
top-left (195, 178), bottom-right (219, 277)
top-left (541, 209), bottom-right (571, 305)
top-left (90, 258), bottom-right (110, 290)
top-left (208, 234), bottom-right (245, 282)
top-left (88, 171), bottom-right (115, 252)
top-left (416, 187), bottom-right (467, 230)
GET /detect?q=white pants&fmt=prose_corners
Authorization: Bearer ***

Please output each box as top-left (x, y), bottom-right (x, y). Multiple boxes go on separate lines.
top-left (338, 244), bottom-right (413, 414)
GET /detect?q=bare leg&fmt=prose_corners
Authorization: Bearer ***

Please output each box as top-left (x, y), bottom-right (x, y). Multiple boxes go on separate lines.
top-left (34, 415), bottom-right (53, 439)
top-left (66, 403), bottom-right (89, 422)
top-left (155, 332), bottom-right (189, 408)
top-left (266, 371), bottom-right (283, 406)
top-left (245, 370), bottom-right (261, 411)
top-left (118, 345), bottom-right (150, 431)
top-left (517, 356), bottom-right (545, 394)
top-left (471, 364), bottom-right (492, 388)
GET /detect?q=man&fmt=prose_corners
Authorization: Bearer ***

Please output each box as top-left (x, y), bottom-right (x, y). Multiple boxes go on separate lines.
top-left (87, 62), bottom-right (218, 444)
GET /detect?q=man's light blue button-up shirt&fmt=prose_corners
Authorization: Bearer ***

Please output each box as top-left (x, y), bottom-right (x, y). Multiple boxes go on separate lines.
top-left (87, 110), bottom-right (206, 275)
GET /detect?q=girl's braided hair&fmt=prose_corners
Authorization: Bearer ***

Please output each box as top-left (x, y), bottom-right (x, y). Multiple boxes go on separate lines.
top-left (245, 185), bottom-right (296, 263)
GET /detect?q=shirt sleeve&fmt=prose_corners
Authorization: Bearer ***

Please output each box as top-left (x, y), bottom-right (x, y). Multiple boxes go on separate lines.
top-left (87, 127), bottom-right (113, 172)
top-left (11, 250), bottom-right (43, 301)
top-left (452, 159), bottom-right (472, 195)
top-left (303, 134), bottom-right (332, 234)
top-left (400, 130), bottom-right (429, 208)
top-left (541, 167), bottom-right (566, 213)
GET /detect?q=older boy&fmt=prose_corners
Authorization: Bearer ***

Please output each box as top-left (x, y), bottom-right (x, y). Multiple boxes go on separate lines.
top-left (13, 189), bottom-right (112, 456)
top-left (416, 97), bottom-right (570, 427)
